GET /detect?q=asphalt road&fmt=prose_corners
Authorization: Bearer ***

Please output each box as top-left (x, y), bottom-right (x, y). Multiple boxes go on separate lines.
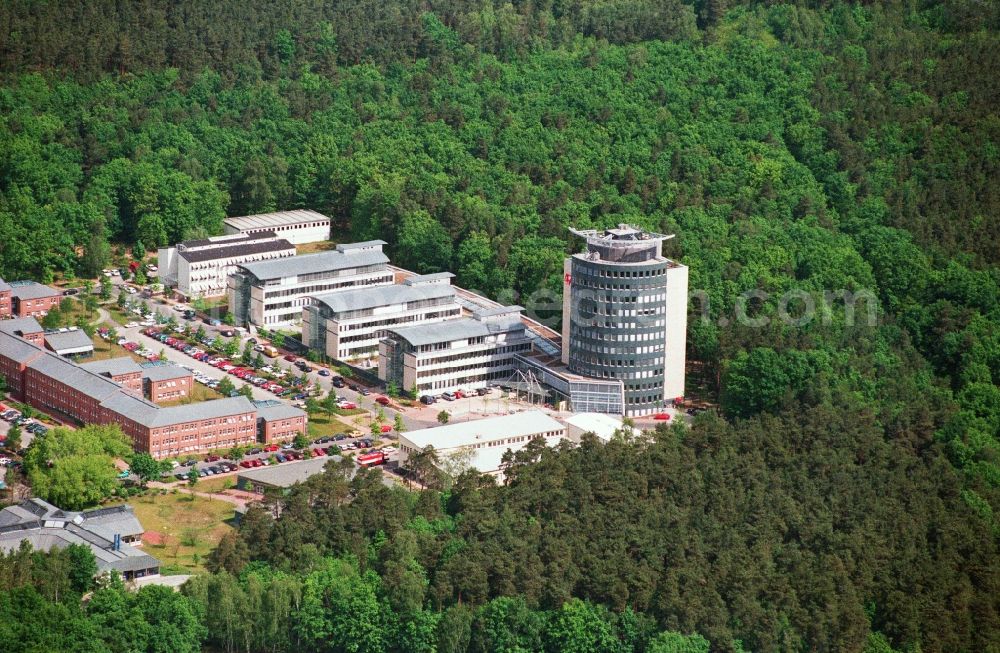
top-left (104, 283), bottom-right (434, 434)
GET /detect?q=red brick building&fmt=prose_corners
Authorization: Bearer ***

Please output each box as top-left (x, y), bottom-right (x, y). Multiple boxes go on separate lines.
top-left (0, 317), bottom-right (44, 346)
top-left (0, 326), bottom-right (304, 458)
top-left (8, 282), bottom-right (61, 318)
top-left (254, 401), bottom-right (309, 442)
top-left (138, 364), bottom-right (193, 403)
top-left (0, 278), bottom-right (11, 319)
top-left (79, 358), bottom-right (144, 394)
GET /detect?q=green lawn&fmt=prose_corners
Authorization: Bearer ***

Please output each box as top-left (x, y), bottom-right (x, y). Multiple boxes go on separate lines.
top-left (158, 381), bottom-right (223, 406)
top-left (112, 491), bottom-right (235, 574)
top-left (89, 337), bottom-right (142, 362)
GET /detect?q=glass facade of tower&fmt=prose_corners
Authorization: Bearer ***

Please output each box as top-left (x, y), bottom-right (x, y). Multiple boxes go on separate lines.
top-left (564, 226), bottom-right (675, 416)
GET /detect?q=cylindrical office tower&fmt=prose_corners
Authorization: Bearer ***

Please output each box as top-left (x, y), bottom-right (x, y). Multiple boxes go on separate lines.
top-left (561, 225), bottom-right (688, 416)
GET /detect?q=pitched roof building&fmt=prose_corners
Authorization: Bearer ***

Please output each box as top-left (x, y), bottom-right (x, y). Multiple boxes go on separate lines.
top-left (0, 499), bottom-right (159, 580)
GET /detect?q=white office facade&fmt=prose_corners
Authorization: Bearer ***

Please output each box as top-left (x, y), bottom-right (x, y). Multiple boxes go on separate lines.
top-left (223, 210), bottom-right (331, 245)
top-left (229, 241), bottom-right (393, 327)
top-left (302, 273), bottom-right (462, 362)
top-left (379, 306), bottom-right (533, 397)
top-left (157, 232), bottom-right (295, 298)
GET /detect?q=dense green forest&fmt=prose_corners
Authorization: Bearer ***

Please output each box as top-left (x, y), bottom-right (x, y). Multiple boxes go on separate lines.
top-left (1, 0), bottom-right (998, 651)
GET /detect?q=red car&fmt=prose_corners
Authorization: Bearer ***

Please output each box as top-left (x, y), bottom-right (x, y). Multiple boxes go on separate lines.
top-left (653, 413), bottom-right (671, 421)
top-left (204, 454), bottom-right (221, 462)
top-left (264, 444), bottom-right (279, 452)
top-left (380, 424), bottom-right (392, 433)
top-left (240, 460), bottom-right (252, 468)
top-left (454, 390), bottom-right (465, 399)
top-left (284, 354), bottom-right (297, 362)
top-left (375, 395), bottom-right (390, 406)
top-left (251, 459), bottom-right (263, 467)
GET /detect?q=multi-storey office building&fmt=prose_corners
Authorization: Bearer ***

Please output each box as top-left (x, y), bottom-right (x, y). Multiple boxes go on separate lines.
top-left (8, 281), bottom-right (61, 318)
top-left (302, 272), bottom-right (462, 362)
top-left (229, 241), bottom-right (393, 327)
top-left (223, 209), bottom-right (331, 245)
top-left (379, 306), bottom-right (533, 397)
top-left (561, 225), bottom-right (688, 416)
top-left (0, 329), bottom-right (304, 458)
top-left (157, 231), bottom-right (295, 299)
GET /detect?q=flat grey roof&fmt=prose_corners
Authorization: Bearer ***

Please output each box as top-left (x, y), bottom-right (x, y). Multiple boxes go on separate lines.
top-left (28, 353), bottom-right (123, 402)
top-left (9, 281), bottom-right (60, 300)
top-left (138, 363), bottom-right (192, 382)
top-left (0, 317), bottom-right (42, 335)
top-left (404, 272), bottom-right (455, 285)
top-left (311, 282), bottom-right (455, 314)
top-left (254, 401), bottom-right (307, 422)
top-left (224, 209), bottom-right (331, 231)
top-left (179, 238), bottom-right (295, 264)
top-left (237, 247), bottom-right (388, 282)
top-left (0, 278), bottom-right (10, 292)
top-left (80, 357), bottom-right (143, 377)
top-left (336, 240), bottom-right (387, 251)
top-left (43, 329), bottom-right (94, 354)
top-left (0, 332), bottom-right (44, 365)
top-left (0, 499), bottom-right (158, 574)
top-left (97, 392), bottom-right (160, 425)
top-left (403, 411), bottom-right (565, 450)
top-left (237, 457), bottom-right (332, 488)
top-left (179, 230), bottom-right (279, 249)
top-left (388, 318), bottom-right (489, 346)
top-left (473, 305), bottom-right (525, 319)
top-left (388, 312), bottom-right (523, 347)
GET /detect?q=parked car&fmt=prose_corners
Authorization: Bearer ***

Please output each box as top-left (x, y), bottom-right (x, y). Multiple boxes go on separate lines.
top-left (375, 395), bottom-right (390, 406)
top-left (284, 355), bottom-right (297, 362)
top-left (419, 395), bottom-right (436, 405)
top-left (441, 392), bottom-right (456, 401)
top-left (204, 454), bottom-right (221, 462)
top-left (331, 376), bottom-right (345, 388)
top-left (380, 424), bottom-right (392, 433)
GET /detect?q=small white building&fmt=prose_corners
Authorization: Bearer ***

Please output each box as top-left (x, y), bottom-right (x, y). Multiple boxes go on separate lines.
top-left (379, 306), bottom-right (532, 397)
top-left (398, 411), bottom-right (566, 481)
top-left (223, 210), bottom-right (331, 245)
top-left (563, 412), bottom-right (625, 443)
top-left (302, 272), bottom-right (462, 362)
top-left (157, 231), bottom-right (295, 298)
top-left (43, 327), bottom-right (95, 358)
top-left (228, 241), bottom-right (394, 328)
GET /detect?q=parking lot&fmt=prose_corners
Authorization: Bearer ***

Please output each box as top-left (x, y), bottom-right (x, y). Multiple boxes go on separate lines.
top-left (151, 433), bottom-right (397, 483)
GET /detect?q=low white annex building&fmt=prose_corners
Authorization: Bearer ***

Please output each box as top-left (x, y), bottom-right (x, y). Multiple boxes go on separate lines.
top-left (398, 410), bottom-right (566, 481)
top-left (223, 209), bottom-right (331, 245)
top-left (157, 231), bottom-right (295, 298)
top-left (562, 412), bottom-right (626, 443)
